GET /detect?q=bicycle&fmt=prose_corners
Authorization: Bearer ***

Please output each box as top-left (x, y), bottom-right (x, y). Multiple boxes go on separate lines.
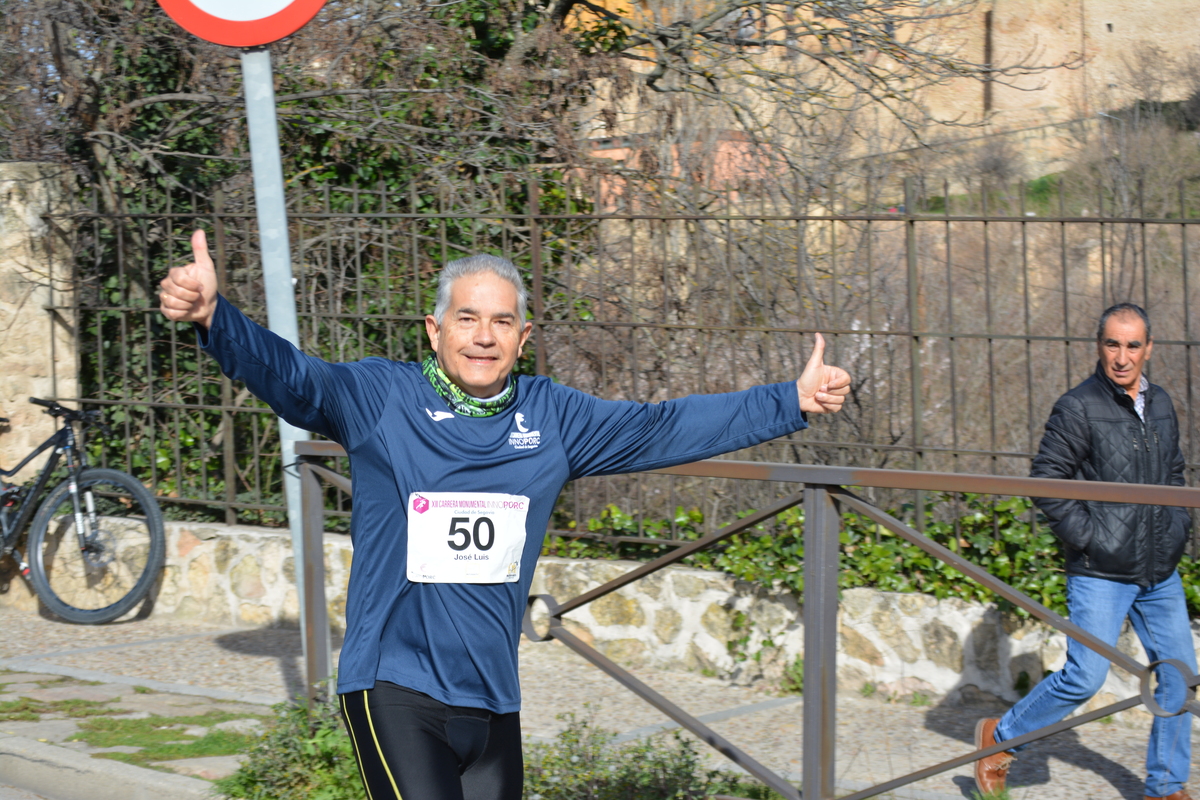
top-left (0, 398), bottom-right (165, 624)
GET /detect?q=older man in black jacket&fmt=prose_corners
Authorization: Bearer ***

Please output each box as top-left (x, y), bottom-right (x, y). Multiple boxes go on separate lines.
top-left (975, 303), bottom-right (1197, 800)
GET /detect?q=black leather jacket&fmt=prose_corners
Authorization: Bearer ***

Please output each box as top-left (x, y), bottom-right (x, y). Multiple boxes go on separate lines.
top-left (1031, 362), bottom-right (1191, 586)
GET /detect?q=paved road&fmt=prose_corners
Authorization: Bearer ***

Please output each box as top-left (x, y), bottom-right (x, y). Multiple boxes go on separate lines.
top-left (0, 608), bottom-right (1194, 799)
top-left (0, 785), bottom-right (49, 800)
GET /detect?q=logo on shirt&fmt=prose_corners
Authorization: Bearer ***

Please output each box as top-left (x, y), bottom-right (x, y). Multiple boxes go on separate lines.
top-left (508, 413), bottom-right (541, 450)
top-left (425, 408), bottom-right (454, 422)
top-left (507, 561), bottom-right (519, 579)
top-left (412, 495), bottom-right (430, 514)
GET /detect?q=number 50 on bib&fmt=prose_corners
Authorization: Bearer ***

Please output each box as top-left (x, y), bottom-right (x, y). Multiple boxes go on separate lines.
top-left (406, 492), bottom-right (529, 583)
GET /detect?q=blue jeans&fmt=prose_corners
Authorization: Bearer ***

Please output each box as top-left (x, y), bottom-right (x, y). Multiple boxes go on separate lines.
top-left (994, 572), bottom-right (1197, 797)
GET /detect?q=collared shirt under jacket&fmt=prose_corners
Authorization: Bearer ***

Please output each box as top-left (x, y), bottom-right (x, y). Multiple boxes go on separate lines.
top-left (1031, 361), bottom-right (1190, 586)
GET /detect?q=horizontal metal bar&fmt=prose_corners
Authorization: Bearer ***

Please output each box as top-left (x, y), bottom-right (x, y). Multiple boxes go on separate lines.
top-left (544, 529), bottom-right (702, 547)
top-left (835, 694), bottom-right (1145, 800)
top-left (548, 624), bottom-right (799, 800)
top-left (54, 306), bottom-right (1200, 349)
top-left (304, 461), bottom-right (352, 494)
top-left (553, 491), bottom-right (804, 617)
top-left (651, 460), bottom-right (1200, 508)
top-left (295, 440), bottom-right (347, 457)
top-left (56, 396), bottom-right (276, 414)
top-left (155, 495), bottom-right (286, 512)
top-left (831, 489), bottom-right (1146, 675)
top-left (289, 446), bottom-right (1200, 507)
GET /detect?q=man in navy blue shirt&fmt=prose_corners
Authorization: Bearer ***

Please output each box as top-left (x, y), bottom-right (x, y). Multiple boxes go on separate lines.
top-left (161, 230), bottom-right (851, 800)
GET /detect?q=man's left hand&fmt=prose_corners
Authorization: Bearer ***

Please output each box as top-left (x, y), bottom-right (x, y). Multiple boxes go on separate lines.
top-left (797, 333), bottom-right (852, 414)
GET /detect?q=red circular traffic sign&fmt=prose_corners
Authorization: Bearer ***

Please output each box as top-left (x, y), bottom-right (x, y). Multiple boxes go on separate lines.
top-left (157, 0), bottom-right (326, 47)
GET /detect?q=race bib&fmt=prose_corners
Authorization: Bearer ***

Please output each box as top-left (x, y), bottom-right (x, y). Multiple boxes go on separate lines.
top-left (406, 492), bottom-right (529, 583)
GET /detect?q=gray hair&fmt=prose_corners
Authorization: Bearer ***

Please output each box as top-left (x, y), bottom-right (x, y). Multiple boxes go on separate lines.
top-left (433, 255), bottom-right (529, 324)
top-left (1096, 302), bottom-right (1152, 342)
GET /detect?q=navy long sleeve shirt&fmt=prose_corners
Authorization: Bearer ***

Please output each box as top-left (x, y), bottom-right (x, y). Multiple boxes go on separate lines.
top-left (200, 295), bottom-right (808, 711)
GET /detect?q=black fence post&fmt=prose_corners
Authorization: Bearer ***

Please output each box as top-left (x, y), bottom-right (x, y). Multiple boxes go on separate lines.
top-left (527, 171), bottom-right (546, 377)
top-left (803, 484), bottom-right (840, 800)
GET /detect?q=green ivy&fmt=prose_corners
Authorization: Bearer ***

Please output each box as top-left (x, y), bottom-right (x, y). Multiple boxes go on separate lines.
top-left (546, 494), bottom-right (1200, 619)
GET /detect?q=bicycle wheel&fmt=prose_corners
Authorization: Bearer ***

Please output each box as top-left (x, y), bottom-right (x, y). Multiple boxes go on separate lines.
top-left (27, 468), bottom-right (165, 624)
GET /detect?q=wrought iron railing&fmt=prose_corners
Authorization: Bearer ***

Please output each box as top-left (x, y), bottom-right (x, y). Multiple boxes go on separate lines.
top-left (39, 173), bottom-right (1200, 544)
top-left (292, 442), bottom-right (1200, 799)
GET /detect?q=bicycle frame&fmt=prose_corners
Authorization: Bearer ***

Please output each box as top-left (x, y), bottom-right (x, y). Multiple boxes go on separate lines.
top-left (0, 423), bottom-right (88, 560)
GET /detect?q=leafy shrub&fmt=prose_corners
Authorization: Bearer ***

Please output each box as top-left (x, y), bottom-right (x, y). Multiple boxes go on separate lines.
top-left (215, 693), bottom-right (359, 800)
top-left (524, 713), bottom-right (784, 800)
top-left (217, 700), bottom-right (787, 800)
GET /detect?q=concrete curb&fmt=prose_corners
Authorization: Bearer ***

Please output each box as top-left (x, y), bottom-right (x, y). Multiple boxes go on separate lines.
top-left (0, 658), bottom-right (284, 707)
top-left (0, 735), bottom-right (214, 800)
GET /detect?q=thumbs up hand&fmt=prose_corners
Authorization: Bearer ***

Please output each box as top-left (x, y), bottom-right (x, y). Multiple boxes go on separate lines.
top-left (796, 333), bottom-right (852, 414)
top-left (160, 230), bottom-right (219, 329)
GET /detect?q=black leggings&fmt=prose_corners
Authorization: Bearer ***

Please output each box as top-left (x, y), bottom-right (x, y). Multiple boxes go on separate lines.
top-left (339, 681), bottom-right (523, 800)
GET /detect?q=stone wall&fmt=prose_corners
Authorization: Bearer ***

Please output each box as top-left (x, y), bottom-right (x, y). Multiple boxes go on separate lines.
top-left (0, 162), bottom-right (77, 484)
top-left (2, 520), bottom-right (1192, 723)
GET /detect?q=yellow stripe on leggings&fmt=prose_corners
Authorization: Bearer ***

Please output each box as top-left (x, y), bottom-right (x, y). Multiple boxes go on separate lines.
top-left (363, 689), bottom-right (404, 800)
top-left (340, 693), bottom-right (376, 800)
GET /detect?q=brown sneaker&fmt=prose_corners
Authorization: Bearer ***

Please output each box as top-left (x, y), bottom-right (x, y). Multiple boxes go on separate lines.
top-left (974, 717), bottom-right (1015, 796)
top-left (1144, 791), bottom-right (1195, 800)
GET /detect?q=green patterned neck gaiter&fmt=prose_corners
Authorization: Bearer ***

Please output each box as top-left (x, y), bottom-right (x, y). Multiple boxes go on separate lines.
top-left (421, 355), bottom-right (517, 417)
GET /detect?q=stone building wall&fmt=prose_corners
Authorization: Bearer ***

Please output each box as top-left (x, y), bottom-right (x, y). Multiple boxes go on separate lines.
top-left (0, 163), bottom-right (78, 483)
top-left (1, 520), bottom-right (1190, 723)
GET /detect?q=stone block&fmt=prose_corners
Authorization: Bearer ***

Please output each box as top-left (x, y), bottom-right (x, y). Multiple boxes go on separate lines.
top-left (639, 572), bottom-right (664, 599)
top-left (971, 619), bottom-right (1001, 674)
top-left (215, 537), bottom-right (235, 574)
top-left (748, 597), bottom-right (791, 632)
top-left (185, 555), bottom-right (213, 598)
top-left (840, 588), bottom-right (875, 619)
top-left (701, 603), bottom-right (734, 642)
top-left (172, 596), bottom-right (208, 621)
top-left (176, 530), bottom-right (202, 559)
top-left (840, 624), bottom-right (884, 666)
top-left (835, 662), bottom-right (869, 692)
top-left (922, 619), bottom-right (963, 671)
top-left (897, 593), bottom-right (934, 616)
top-left (673, 574), bottom-right (708, 599)
top-left (590, 592), bottom-right (644, 627)
top-left (872, 604), bottom-right (918, 663)
top-left (684, 642), bottom-right (719, 674)
top-left (230, 556), bottom-right (266, 599)
top-left (238, 603), bottom-right (273, 627)
top-left (654, 608), bottom-right (682, 643)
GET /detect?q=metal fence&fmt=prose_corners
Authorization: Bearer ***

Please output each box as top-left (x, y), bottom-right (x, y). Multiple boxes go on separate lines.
top-left (292, 444), bottom-right (1200, 799)
top-left (46, 171), bottom-right (1200, 538)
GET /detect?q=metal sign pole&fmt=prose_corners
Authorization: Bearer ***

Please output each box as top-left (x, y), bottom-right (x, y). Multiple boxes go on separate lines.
top-left (239, 46), bottom-right (318, 685)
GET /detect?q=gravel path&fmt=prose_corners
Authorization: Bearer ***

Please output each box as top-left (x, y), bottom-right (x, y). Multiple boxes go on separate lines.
top-left (1, 607), bottom-right (1195, 799)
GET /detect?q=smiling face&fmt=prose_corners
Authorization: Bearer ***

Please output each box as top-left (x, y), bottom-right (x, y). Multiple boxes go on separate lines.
top-left (1097, 311), bottom-right (1153, 397)
top-left (425, 271), bottom-right (533, 398)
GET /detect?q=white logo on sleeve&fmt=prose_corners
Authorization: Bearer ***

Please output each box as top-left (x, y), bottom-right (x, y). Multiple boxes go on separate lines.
top-left (426, 408), bottom-right (454, 422)
top-left (508, 413), bottom-right (541, 450)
